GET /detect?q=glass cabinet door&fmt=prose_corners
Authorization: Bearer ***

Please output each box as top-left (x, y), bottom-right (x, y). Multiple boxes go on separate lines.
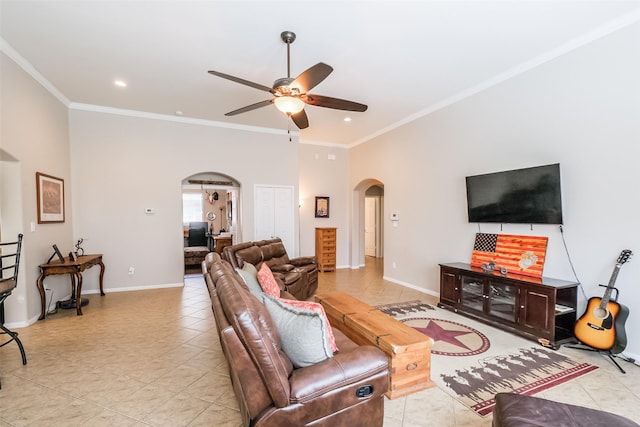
top-left (460, 276), bottom-right (485, 312)
top-left (487, 281), bottom-right (517, 322)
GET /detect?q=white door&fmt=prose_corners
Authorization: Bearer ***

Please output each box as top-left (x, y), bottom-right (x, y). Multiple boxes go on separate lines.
top-left (254, 185), bottom-right (295, 255)
top-left (365, 197), bottom-right (377, 257)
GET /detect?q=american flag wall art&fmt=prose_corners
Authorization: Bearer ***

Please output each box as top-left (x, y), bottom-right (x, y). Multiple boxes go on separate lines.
top-left (471, 233), bottom-right (548, 278)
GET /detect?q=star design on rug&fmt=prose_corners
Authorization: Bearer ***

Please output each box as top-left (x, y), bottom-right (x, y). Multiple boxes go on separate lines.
top-left (415, 320), bottom-right (473, 350)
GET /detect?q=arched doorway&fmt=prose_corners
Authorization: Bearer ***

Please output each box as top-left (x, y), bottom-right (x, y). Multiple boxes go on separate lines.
top-left (0, 149), bottom-right (27, 324)
top-left (351, 179), bottom-right (384, 269)
top-left (181, 172), bottom-right (241, 275)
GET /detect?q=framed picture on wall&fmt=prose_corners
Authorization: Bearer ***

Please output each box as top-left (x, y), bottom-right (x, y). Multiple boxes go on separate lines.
top-left (315, 196), bottom-right (330, 218)
top-left (36, 172), bottom-right (65, 223)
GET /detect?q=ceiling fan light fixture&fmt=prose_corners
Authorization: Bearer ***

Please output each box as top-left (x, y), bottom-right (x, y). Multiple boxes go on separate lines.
top-left (274, 96), bottom-right (305, 115)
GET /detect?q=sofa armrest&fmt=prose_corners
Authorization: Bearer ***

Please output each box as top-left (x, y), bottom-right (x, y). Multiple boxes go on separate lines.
top-left (289, 346), bottom-right (388, 402)
top-left (270, 272), bottom-right (287, 291)
top-left (289, 256), bottom-right (317, 266)
top-left (270, 263), bottom-right (295, 273)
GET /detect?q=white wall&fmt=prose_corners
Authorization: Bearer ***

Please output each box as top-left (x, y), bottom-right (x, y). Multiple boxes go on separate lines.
top-left (69, 109), bottom-right (299, 292)
top-left (350, 23), bottom-right (640, 355)
top-left (1, 52), bottom-right (73, 325)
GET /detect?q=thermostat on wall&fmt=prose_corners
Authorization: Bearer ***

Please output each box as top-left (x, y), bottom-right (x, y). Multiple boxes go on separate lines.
top-left (390, 213), bottom-right (399, 221)
top-left (145, 208), bottom-right (155, 214)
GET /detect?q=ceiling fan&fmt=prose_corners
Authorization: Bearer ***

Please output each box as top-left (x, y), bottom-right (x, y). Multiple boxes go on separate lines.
top-left (208, 31), bottom-right (367, 130)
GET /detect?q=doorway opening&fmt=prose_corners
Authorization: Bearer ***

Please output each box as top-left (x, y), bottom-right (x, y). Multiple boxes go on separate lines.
top-left (365, 185), bottom-right (383, 258)
top-left (0, 148), bottom-right (27, 325)
top-left (181, 172), bottom-right (241, 275)
top-left (351, 179), bottom-right (384, 272)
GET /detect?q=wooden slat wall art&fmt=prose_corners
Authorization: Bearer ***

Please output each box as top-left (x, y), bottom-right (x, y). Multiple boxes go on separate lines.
top-left (470, 233), bottom-right (548, 278)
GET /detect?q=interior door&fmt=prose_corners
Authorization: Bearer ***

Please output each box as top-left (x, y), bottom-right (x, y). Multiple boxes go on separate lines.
top-left (254, 185), bottom-right (294, 255)
top-left (365, 197), bottom-right (377, 257)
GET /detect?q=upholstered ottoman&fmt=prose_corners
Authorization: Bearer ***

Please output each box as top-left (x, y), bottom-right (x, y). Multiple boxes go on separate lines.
top-left (493, 393), bottom-right (639, 427)
top-left (184, 246), bottom-right (209, 267)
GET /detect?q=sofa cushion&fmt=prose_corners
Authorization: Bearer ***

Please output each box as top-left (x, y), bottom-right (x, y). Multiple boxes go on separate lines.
top-left (235, 263), bottom-right (263, 300)
top-left (258, 239), bottom-right (290, 265)
top-left (235, 245), bottom-right (264, 268)
top-left (257, 263), bottom-right (281, 298)
top-left (275, 298), bottom-right (338, 353)
top-left (263, 295), bottom-right (334, 368)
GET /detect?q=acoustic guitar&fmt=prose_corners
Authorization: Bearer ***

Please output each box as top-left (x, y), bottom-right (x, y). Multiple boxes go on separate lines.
top-left (574, 249), bottom-right (632, 354)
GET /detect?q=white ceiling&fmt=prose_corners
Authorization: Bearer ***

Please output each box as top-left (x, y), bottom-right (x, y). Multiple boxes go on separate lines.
top-left (2, 1), bottom-right (640, 146)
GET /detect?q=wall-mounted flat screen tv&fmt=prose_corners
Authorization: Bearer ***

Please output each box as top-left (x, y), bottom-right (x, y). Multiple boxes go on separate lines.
top-left (466, 163), bottom-right (563, 224)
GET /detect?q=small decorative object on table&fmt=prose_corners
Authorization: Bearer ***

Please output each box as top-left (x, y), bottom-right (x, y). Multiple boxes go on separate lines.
top-left (75, 238), bottom-right (84, 256)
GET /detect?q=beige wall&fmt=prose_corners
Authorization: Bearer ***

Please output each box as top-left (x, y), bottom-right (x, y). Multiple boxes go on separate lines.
top-left (1, 52), bottom-right (73, 325)
top-left (349, 23), bottom-right (640, 354)
top-left (68, 109), bottom-right (299, 292)
top-left (298, 144), bottom-right (350, 266)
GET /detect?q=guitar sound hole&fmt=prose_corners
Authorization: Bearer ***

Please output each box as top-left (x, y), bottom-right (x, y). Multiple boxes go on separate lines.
top-left (593, 307), bottom-right (609, 320)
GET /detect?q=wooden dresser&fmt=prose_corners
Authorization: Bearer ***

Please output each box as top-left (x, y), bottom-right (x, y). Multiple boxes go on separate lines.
top-left (315, 227), bottom-right (337, 272)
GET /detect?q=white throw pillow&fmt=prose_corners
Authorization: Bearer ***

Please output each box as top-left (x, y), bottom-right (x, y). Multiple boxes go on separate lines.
top-left (263, 295), bottom-right (334, 368)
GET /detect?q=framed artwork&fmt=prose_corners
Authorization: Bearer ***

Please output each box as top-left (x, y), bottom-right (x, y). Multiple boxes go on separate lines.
top-left (36, 172), bottom-right (65, 223)
top-left (315, 196), bottom-right (330, 218)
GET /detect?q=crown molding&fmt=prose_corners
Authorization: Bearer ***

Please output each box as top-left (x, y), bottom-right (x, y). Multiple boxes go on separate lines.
top-left (347, 8), bottom-right (640, 149)
top-left (1, 37), bottom-right (70, 107)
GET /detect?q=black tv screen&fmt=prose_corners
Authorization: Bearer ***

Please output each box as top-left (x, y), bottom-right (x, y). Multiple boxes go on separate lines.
top-left (466, 163), bottom-right (563, 224)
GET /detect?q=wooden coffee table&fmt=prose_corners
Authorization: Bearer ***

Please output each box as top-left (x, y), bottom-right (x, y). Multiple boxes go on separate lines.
top-left (316, 291), bottom-right (435, 399)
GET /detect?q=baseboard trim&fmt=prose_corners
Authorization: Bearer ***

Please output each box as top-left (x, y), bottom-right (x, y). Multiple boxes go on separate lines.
top-left (90, 282), bottom-right (184, 294)
top-left (382, 275), bottom-right (439, 298)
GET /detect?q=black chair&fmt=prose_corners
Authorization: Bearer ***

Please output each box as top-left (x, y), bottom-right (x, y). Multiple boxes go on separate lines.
top-left (187, 222), bottom-right (209, 247)
top-left (0, 233), bottom-right (26, 389)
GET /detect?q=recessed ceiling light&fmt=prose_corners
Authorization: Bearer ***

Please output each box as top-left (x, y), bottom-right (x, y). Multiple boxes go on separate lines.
top-left (344, 117), bottom-right (352, 122)
top-left (175, 110), bottom-right (184, 116)
top-left (114, 80), bottom-right (127, 88)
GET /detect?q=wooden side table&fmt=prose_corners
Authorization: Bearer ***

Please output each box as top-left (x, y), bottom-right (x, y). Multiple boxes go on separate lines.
top-left (213, 236), bottom-right (232, 255)
top-left (37, 254), bottom-right (105, 319)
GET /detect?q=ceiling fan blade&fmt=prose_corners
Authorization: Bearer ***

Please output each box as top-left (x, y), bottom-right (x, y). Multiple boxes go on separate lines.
top-left (291, 63), bottom-right (333, 93)
top-left (208, 70), bottom-right (275, 94)
top-left (225, 99), bottom-right (274, 116)
top-left (290, 109), bottom-right (309, 129)
top-left (300, 94), bottom-right (368, 112)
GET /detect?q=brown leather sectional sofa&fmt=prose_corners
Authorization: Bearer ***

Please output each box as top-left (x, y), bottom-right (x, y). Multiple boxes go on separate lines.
top-left (222, 238), bottom-right (318, 300)
top-left (493, 392), bottom-right (640, 426)
top-left (202, 252), bottom-right (389, 426)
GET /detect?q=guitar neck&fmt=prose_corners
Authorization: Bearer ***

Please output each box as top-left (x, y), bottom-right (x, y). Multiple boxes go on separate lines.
top-left (600, 264), bottom-right (622, 308)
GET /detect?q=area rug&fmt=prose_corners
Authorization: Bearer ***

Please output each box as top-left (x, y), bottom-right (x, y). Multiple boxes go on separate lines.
top-left (376, 301), bottom-right (599, 416)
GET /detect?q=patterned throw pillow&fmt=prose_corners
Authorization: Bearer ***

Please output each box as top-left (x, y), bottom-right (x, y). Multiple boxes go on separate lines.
top-left (276, 299), bottom-right (338, 353)
top-left (257, 263), bottom-right (281, 298)
top-left (263, 295), bottom-right (334, 368)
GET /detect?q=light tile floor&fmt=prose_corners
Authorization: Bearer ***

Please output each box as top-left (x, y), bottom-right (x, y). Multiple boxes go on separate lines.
top-left (1, 257), bottom-right (638, 426)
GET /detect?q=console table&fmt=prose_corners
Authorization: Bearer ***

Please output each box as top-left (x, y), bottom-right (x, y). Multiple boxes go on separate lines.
top-left (439, 263), bottom-right (578, 349)
top-left (37, 254), bottom-right (105, 319)
top-left (316, 291), bottom-right (435, 399)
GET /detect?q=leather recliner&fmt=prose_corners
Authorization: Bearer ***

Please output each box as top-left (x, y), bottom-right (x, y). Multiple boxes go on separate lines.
top-left (222, 238), bottom-right (318, 300)
top-left (202, 253), bottom-right (389, 427)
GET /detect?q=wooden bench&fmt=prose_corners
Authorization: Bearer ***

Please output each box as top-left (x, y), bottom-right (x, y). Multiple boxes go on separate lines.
top-left (316, 291), bottom-right (435, 399)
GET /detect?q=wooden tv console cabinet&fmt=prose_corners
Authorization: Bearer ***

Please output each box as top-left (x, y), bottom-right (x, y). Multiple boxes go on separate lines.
top-left (438, 263), bottom-right (578, 349)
